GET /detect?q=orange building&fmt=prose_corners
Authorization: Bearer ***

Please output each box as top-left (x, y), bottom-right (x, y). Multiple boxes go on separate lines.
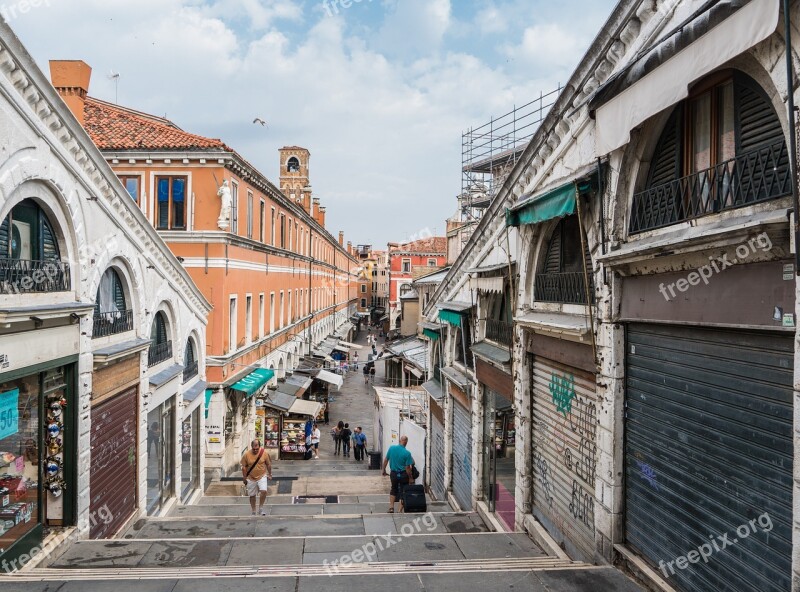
top-left (50, 61), bottom-right (359, 478)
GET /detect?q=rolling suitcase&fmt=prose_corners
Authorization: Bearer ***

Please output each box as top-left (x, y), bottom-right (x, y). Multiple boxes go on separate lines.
top-left (402, 484), bottom-right (427, 513)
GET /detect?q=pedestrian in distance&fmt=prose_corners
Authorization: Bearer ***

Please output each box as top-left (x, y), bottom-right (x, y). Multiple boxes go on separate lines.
top-left (353, 352), bottom-right (359, 370)
top-left (363, 364), bottom-right (369, 384)
top-left (333, 420), bottom-right (344, 455)
top-left (381, 435), bottom-right (414, 513)
top-left (370, 365), bottom-right (376, 383)
top-left (311, 423), bottom-right (321, 459)
top-left (341, 423), bottom-right (352, 457)
top-left (353, 426), bottom-right (367, 461)
top-left (241, 439), bottom-right (272, 516)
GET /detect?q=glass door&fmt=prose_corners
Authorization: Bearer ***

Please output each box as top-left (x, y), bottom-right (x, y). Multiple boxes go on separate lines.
top-left (482, 387), bottom-right (497, 513)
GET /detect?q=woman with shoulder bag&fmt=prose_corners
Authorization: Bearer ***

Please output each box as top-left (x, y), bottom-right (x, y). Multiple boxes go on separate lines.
top-left (333, 421), bottom-right (344, 456)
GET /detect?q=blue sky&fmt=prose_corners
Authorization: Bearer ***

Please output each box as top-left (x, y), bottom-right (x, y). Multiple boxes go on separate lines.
top-left (9, 0), bottom-right (617, 246)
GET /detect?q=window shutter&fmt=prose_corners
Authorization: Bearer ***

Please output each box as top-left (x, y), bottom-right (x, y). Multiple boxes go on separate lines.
top-left (647, 107), bottom-right (682, 188)
top-left (185, 341), bottom-right (195, 366)
top-left (542, 222), bottom-right (562, 274)
top-left (0, 218), bottom-right (8, 258)
top-left (40, 215), bottom-right (60, 261)
top-left (112, 270), bottom-right (126, 311)
top-left (736, 75), bottom-right (784, 153)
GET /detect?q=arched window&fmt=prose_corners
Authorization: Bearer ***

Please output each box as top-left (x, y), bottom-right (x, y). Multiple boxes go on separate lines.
top-left (534, 216), bottom-right (592, 304)
top-left (183, 339), bottom-right (198, 382)
top-left (287, 157), bottom-right (300, 173)
top-left (0, 199), bottom-right (68, 293)
top-left (630, 71), bottom-right (790, 233)
top-left (148, 312), bottom-right (172, 367)
top-left (93, 268), bottom-right (133, 337)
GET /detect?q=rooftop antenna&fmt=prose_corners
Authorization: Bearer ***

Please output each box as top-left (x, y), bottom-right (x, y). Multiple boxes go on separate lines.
top-left (108, 70), bottom-right (120, 104)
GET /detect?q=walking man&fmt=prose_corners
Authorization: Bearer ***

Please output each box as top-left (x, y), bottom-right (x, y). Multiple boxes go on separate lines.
top-left (353, 352), bottom-right (359, 370)
top-left (382, 435), bottom-right (414, 513)
top-left (353, 426), bottom-right (367, 461)
top-left (241, 439), bottom-right (272, 516)
top-left (363, 364), bottom-right (369, 384)
top-left (311, 423), bottom-right (321, 459)
top-left (341, 423), bottom-right (352, 457)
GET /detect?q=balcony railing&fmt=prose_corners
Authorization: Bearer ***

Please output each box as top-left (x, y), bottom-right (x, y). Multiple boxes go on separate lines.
top-left (0, 259), bottom-right (70, 294)
top-left (183, 361), bottom-right (199, 383)
top-left (92, 309), bottom-right (134, 338)
top-left (148, 340), bottom-right (173, 368)
top-left (486, 318), bottom-right (512, 346)
top-left (630, 141), bottom-right (791, 234)
top-left (535, 271), bottom-right (590, 305)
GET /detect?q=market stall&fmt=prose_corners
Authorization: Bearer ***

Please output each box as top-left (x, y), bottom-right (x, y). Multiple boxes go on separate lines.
top-left (256, 391), bottom-right (296, 459)
top-left (279, 399), bottom-right (323, 460)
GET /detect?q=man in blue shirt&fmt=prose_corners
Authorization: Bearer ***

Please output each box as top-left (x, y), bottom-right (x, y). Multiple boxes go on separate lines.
top-left (382, 435), bottom-right (414, 513)
top-left (352, 426), bottom-right (367, 462)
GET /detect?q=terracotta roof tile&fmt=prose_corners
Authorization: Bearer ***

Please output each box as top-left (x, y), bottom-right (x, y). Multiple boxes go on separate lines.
top-left (84, 97), bottom-right (228, 151)
top-left (391, 237), bottom-right (447, 254)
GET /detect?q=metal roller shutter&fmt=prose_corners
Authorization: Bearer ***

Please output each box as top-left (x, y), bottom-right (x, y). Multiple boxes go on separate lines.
top-left (90, 386), bottom-right (138, 539)
top-left (452, 399), bottom-right (473, 511)
top-left (626, 324), bottom-right (792, 592)
top-left (531, 356), bottom-right (598, 560)
top-left (430, 408), bottom-right (446, 501)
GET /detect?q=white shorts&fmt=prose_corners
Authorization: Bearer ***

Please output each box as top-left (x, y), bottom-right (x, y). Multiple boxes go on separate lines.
top-left (246, 475), bottom-right (268, 496)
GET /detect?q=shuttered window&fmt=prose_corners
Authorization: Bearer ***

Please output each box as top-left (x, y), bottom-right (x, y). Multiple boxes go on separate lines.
top-left (184, 340), bottom-right (195, 367)
top-left (94, 268), bottom-right (126, 315)
top-left (151, 312), bottom-right (168, 346)
top-left (0, 199), bottom-right (61, 261)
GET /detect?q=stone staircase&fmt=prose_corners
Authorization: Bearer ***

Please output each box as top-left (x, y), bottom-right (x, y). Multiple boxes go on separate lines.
top-left (3, 457), bottom-right (645, 591)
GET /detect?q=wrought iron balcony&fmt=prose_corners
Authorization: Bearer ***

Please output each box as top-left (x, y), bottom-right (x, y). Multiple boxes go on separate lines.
top-left (630, 141), bottom-right (791, 234)
top-left (0, 259), bottom-right (70, 294)
top-left (183, 361), bottom-right (199, 383)
top-left (148, 340), bottom-right (173, 367)
top-left (486, 318), bottom-right (512, 346)
top-left (92, 309), bottom-right (134, 338)
top-left (535, 271), bottom-right (590, 305)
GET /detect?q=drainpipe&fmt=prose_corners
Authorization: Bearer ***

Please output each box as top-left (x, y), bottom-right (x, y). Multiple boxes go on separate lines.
top-left (785, 0), bottom-right (800, 274)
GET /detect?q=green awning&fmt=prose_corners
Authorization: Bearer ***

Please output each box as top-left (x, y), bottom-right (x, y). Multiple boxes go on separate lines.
top-left (229, 368), bottom-right (275, 397)
top-left (423, 328), bottom-right (440, 341)
top-left (204, 389), bottom-right (213, 419)
top-left (438, 309), bottom-right (463, 327)
top-left (505, 175), bottom-right (597, 228)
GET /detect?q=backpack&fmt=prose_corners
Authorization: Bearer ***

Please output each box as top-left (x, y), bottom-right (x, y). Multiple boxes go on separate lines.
top-left (342, 428), bottom-right (352, 440)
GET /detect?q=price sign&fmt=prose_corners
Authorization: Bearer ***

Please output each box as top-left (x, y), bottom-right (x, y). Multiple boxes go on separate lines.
top-left (0, 389), bottom-right (19, 440)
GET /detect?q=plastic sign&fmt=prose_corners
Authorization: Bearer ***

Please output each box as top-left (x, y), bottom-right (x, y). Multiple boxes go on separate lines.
top-left (0, 389), bottom-right (19, 440)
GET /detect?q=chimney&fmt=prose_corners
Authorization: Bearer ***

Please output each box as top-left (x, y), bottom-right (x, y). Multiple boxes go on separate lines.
top-left (312, 198), bottom-right (321, 224)
top-left (302, 185), bottom-right (312, 213)
top-left (49, 60), bottom-right (92, 126)
top-left (347, 241), bottom-right (352, 256)
top-left (318, 206), bottom-right (326, 228)
top-left (338, 231), bottom-right (344, 247)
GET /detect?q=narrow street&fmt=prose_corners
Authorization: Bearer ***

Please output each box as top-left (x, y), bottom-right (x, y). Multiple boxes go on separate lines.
top-left (1, 330), bottom-right (643, 592)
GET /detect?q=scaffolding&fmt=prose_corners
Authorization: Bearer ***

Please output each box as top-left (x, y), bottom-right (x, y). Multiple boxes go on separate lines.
top-left (460, 85), bottom-right (562, 222)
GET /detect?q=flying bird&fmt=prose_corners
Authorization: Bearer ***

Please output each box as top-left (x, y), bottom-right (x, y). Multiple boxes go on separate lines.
top-left (253, 118), bottom-right (267, 127)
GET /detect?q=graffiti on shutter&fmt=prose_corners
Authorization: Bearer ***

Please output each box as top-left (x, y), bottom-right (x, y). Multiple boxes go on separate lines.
top-left (452, 399), bottom-right (473, 511)
top-left (430, 411), bottom-right (446, 500)
top-left (531, 356), bottom-right (597, 560)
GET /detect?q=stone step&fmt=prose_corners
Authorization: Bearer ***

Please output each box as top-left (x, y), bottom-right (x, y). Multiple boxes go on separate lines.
top-left (167, 501), bottom-right (454, 518)
top-left (122, 511), bottom-right (489, 540)
top-left (45, 531), bottom-right (543, 570)
top-left (195, 494), bottom-right (395, 506)
top-left (4, 565), bottom-right (646, 592)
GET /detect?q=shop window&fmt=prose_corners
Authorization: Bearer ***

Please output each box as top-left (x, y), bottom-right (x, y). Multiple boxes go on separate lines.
top-left (156, 176), bottom-right (187, 230)
top-left (181, 409), bottom-right (200, 498)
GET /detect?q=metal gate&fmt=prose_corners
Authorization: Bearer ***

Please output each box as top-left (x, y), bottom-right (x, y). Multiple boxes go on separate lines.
top-left (90, 386), bottom-right (138, 539)
top-left (430, 400), bottom-right (446, 501)
top-left (626, 324), bottom-right (792, 592)
top-left (451, 398), bottom-right (473, 511)
top-left (531, 356), bottom-right (597, 560)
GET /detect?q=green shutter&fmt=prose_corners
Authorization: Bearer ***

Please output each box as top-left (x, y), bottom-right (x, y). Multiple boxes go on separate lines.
top-left (438, 309), bottom-right (463, 327)
top-left (423, 328), bottom-right (440, 341)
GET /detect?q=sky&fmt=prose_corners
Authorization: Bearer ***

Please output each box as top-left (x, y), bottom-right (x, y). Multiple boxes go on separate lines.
top-left (7, 0), bottom-right (617, 247)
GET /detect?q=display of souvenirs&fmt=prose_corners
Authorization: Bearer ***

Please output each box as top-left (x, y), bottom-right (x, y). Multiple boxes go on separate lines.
top-left (263, 413), bottom-right (280, 449)
top-left (181, 421), bottom-right (192, 461)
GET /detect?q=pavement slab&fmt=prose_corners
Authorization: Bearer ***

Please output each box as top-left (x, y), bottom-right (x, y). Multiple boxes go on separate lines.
top-left (393, 513), bottom-right (447, 534)
top-left (225, 538), bottom-right (304, 566)
top-left (419, 571), bottom-right (547, 592)
top-left (298, 574), bottom-right (424, 592)
top-left (301, 535), bottom-right (377, 553)
top-left (60, 582), bottom-right (179, 592)
top-left (172, 578), bottom-right (299, 592)
top-left (362, 515), bottom-right (396, 535)
top-left (139, 540), bottom-right (228, 567)
top-left (51, 541), bottom-right (153, 568)
top-left (321, 503), bottom-right (373, 515)
top-left (439, 513), bottom-right (490, 533)
top-left (374, 534), bottom-right (465, 562)
top-left (254, 516), bottom-right (365, 537)
top-left (453, 532), bottom-right (546, 559)
top-left (534, 567), bottom-right (645, 591)
top-left (129, 519), bottom-right (257, 539)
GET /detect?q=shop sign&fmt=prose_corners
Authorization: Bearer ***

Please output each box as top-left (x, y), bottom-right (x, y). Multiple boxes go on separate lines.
top-left (207, 423), bottom-right (222, 444)
top-left (0, 388), bottom-right (19, 439)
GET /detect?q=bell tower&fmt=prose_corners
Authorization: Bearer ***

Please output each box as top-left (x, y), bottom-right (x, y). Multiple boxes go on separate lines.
top-left (279, 147), bottom-right (311, 213)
